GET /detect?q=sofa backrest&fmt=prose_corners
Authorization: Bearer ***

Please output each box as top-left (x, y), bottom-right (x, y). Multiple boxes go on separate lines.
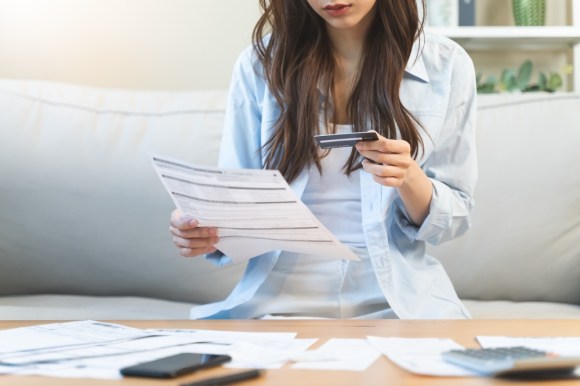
top-left (1, 80), bottom-right (579, 306)
top-left (0, 80), bottom-right (243, 304)
top-left (430, 93), bottom-right (580, 305)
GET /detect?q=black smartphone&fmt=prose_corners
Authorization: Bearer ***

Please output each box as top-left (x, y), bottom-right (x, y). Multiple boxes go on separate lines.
top-left (120, 353), bottom-right (232, 378)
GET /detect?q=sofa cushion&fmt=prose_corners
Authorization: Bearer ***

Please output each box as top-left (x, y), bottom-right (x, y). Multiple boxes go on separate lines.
top-left (0, 80), bottom-right (244, 304)
top-left (429, 93), bottom-right (580, 305)
top-left (0, 294), bottom-right (193, 320)
top-left (463, 299), bottom-right (580, 319)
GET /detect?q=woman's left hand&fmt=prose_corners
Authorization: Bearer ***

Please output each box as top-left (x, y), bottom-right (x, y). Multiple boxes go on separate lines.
top-left (355, 134), bottom-right (413, 188)
top-left (355, 133), bottom-right (433, 226)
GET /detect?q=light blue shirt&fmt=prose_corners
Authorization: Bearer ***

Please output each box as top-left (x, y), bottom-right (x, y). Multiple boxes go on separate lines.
top-left (235, 124), bottom-right (391, 319)
top-left (190, 32), bottom-right (477, 320)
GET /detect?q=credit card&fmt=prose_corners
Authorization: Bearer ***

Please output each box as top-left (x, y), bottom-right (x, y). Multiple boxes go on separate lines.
top-left (314, 131), bottom-right (379, 149)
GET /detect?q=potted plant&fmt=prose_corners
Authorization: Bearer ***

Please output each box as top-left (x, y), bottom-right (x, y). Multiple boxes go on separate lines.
top-left (477, 60), bottom-right (564, 93)
top-left (512, 0), bottom-right (546, 26)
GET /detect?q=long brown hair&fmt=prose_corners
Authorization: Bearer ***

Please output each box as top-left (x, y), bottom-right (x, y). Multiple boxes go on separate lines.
top-left (253, 0), bottom-right (426, 183)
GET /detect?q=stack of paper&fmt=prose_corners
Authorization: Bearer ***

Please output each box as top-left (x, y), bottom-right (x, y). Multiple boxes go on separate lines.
top-left (0, 321), bottom-right (313, 379)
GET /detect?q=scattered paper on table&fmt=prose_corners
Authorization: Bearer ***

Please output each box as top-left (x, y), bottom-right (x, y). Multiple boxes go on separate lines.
top-left (0, 320), bottom-right (152, 359)
top-left (367, 337), bottom-right (479, 377)
top-left (291, 339), bottom-right (380, 372)
top-left (0, 321), bottom-right (306, 379)
top-left (225, 339), bottom-right (318, 369)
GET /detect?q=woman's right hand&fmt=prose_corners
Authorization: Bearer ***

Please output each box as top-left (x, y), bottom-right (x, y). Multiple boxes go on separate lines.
top-left (169, 209), bottom-right (219, 257)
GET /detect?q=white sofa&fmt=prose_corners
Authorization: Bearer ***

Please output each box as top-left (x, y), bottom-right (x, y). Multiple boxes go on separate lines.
top-left (0, 79), bottom-right (579, 319)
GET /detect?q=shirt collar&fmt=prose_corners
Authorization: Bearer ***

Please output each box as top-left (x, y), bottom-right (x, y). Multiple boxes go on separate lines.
top-left (404, 38), bottom-right (430, 83)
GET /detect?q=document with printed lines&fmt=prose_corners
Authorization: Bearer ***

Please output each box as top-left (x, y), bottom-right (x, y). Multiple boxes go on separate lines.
top-left (151, 154), bottom-right (360, 263)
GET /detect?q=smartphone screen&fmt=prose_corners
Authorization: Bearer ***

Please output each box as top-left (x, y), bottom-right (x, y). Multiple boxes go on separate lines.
top-left (120, 353), bottom-right (232, 378)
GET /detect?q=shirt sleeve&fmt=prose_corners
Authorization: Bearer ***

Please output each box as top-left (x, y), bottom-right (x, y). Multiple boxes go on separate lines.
top-left (205, 47), bottom-right (266, 265)
top-left (394, 47), bottom-right (478, 245)
top-left (218, 47), bottom-right (264, 170)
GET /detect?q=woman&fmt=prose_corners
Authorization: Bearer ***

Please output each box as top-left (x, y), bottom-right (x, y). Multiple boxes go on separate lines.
top-left (170, 0), bottom-right (477, 319)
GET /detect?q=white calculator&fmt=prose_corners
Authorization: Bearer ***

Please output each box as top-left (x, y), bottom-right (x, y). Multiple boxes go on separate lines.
top-left (442, 346), bottom-right (580, 377)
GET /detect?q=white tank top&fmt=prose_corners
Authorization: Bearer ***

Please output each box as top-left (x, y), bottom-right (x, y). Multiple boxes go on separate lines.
top-left (237, 125), bottom-right (391, 319)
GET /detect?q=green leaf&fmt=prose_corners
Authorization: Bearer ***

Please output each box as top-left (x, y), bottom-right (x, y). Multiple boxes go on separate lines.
top-left (547, 73), bottom-right (563, 91)
top-left (538, 72), bottom-right (547, 91)
top-left (501, 69), bottom-right (518, 92)
top-left (523, 85), bottom-right (541, 92)
top-left (476, 75), bottom-right (497, 93)
top-left (516, 60), bottom-right (533, 90)
top-left (477, 85), bottom-right (496, 94)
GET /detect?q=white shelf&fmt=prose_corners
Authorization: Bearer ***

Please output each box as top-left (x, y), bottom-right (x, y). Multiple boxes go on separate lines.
top-left (427, 26), bottom-right (580, 50)
top-left (427, 25), bottom-right (580, 91)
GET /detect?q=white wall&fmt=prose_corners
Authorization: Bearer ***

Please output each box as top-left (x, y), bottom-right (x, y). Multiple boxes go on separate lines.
top-left (0, 0), bottom-right (573, 90)
top-left (0, 0), bottom-right (261, 90)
